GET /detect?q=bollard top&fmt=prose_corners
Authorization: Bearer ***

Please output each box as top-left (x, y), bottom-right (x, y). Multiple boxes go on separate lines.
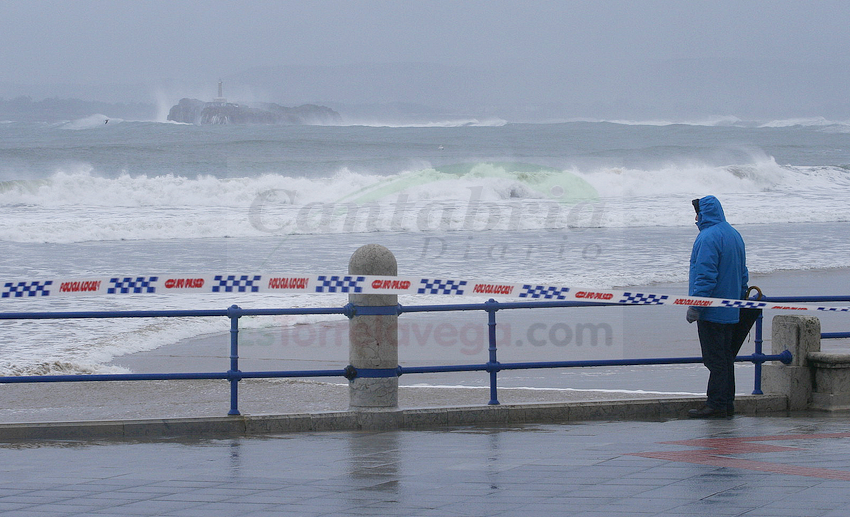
top-left (771, 314), bottom-right (821, 364)
top-left (349, 244), bottom-right (397, 306)
top-left (349, 244), bottom-right (397, 276)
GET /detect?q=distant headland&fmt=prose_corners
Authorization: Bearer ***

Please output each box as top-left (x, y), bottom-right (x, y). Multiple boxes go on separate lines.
top-left (167, 81), bottom-right (341, 125)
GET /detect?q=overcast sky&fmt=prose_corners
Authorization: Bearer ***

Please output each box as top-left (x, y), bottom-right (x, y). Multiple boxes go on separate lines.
top-left (2, 0), bottom-right (849, 120)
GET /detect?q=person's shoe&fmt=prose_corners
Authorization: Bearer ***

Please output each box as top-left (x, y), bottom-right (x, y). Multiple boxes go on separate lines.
top-left (687, 405), bottom-right (727, 419)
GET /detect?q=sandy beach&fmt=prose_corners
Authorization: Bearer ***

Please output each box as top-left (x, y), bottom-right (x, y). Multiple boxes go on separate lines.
top-left (1, 268), bottom-right (847, 424)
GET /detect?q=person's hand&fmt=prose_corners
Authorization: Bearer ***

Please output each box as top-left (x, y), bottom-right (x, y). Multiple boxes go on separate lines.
top-left (686, 307), bottom-right (700, 324)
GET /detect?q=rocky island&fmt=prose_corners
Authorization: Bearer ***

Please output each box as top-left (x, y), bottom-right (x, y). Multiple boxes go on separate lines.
top-left (167, 98), bottom-right (341, 125)
top-left (167, 83), bottom-right (341, 125)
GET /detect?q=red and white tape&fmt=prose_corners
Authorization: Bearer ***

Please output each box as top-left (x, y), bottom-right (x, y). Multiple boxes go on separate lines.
top-left (2, 273), bottom-right (848, 313)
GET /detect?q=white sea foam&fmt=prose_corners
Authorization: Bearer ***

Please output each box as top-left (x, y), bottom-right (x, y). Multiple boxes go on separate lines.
top-left (759, 117), bottom-right (840, 128)
top-left (585, 116), bottom-right (850, 129)
top-left (0, 158), bottom-right (846, 244)
top-left (574, 156), bottom-right (786, 197)
top-left (605, 115), bottom-right (745, 127)
top-left (59, 114), bottom-right (121, 130)
top-left (343, 117), bottom-right (508, 128)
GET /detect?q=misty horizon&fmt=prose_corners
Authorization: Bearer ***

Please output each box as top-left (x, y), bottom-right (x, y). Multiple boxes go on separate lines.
top-left (3, 1), bottom-right (850, 123)
top-left (3, 55), bottom-right (850, 125)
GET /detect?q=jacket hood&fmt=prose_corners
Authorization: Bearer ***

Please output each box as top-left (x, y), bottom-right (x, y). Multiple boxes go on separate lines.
top-left (696, 195), bottom-right (726, 230)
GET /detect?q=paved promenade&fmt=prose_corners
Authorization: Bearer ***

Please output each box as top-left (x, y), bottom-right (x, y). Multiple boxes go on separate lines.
top-left (2, 411), bottom-right (850, 516)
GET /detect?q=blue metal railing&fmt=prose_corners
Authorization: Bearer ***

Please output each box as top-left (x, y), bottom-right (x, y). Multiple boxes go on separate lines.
top-left (738, 295), bottom-right (850, 394)
top-left (3, 294), bottom-right (846, 415)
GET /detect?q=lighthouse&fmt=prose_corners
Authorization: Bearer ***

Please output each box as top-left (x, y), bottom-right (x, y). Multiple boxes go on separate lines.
top-left (213, 80), bottom-right (227, 104)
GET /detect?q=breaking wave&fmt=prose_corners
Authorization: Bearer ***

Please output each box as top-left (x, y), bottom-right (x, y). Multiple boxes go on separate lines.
top-left (0, 158), bottom-right (847, 243)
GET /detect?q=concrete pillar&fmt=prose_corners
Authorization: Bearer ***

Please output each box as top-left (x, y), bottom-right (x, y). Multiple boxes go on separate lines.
top-left (808, 353), bottom-right (850, 411)
top-left (348, 244), bottom-right (399, 410)
top-left (762, 315), bottom-right (821, 410)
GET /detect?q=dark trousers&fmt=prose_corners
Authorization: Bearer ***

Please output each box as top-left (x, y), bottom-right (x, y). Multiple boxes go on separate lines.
top-left (697, 320), bottom-right (737, 410)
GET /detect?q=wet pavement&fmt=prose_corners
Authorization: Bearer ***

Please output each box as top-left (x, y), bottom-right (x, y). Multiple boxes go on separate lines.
top-left (2, 412), bottom-right (850, 516)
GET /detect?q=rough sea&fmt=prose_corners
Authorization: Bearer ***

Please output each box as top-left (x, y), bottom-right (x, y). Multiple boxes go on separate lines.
top-left (1, 115), bottom-right (849, 386)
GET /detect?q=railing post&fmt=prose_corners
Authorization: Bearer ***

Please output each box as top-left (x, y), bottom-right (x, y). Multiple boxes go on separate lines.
top-left (486, 299), bottom-right (500, 405)
top-left (348, 244), bottom-right (399, 410)
top-left (752, 311), bottom-right (764, 394)
top-left (227, 304), bottom-right (242, 416)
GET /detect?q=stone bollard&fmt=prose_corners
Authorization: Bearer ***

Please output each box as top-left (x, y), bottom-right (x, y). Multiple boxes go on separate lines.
top-left (807, 352), bottom-right (850, 411)
top-left (348, 244), bottom-right (399, 410)
top-left (762, 315), bottom-right (821, 411)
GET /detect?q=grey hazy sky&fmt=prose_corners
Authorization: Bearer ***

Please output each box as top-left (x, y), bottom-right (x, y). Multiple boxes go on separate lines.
top-left (3, 0), bottom-right (849, 119)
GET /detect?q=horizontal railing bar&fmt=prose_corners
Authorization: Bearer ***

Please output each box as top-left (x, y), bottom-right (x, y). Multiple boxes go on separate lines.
top-left (0, 310), bottom-right (230, 320)
top-left (237, 370), bottom-right (347, 379)
top-left (496, 357), bottom-right (706, 370)
top-left (823, 332), bottom-right (850, 339)
top-left (0, 372), bottom-right (231, 383)
top-left (0, 302), bottom-right (610, 321)
top-left (762, 296), bottom-right (850, 303)
top-left (395, 352), bottom-right (792, 376)
top-left (0, 307), bottom-right (350, 320)
top-left (399, 300), bottom-right (613, 313)
top-left (399, 364), bottom-right (490, 374)
top-left (492, 353), bottom-right (789, 371)
top-left (235, 308), bottom-right (350, 317)
top-left (0, 369), bottom-right (350, 384)
top-left (5, 294), bottom-right (847, 321)
top-left (1, 352), bottom-right (790, 385)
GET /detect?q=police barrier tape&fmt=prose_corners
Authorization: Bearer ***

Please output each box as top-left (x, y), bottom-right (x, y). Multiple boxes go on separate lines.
top-left (2, 273), bottom-right (849, 313)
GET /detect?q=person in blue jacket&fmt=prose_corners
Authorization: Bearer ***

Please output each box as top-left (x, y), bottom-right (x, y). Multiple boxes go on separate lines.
top-left (687, 195), bottom-right (748, 418)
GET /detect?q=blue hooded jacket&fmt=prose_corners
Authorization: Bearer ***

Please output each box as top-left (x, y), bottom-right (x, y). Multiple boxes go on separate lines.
top-left (689, 196), bottom-right (748, 324)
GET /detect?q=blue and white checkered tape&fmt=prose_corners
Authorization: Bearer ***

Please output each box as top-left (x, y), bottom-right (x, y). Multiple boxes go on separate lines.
top-left (1, 273), bottom-right (849, 313)
top-left (2, 281), bottom-right (53, 298)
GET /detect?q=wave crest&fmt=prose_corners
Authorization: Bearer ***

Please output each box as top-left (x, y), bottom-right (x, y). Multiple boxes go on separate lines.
top-left (0, 159), bottom-right (847, 243)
